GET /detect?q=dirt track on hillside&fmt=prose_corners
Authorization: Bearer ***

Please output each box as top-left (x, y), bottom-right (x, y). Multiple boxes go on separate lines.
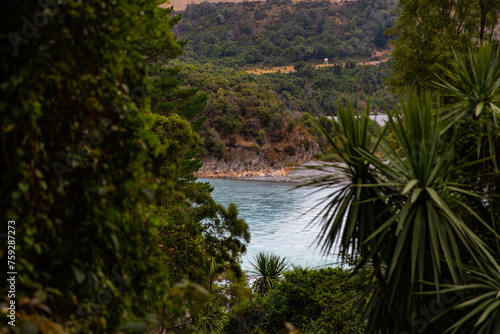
top-left (245, 58), bottom-right (390, 75)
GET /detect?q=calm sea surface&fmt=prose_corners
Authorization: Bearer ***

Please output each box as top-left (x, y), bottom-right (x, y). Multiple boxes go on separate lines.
top-left (199, 178), bottom-right (341, 272)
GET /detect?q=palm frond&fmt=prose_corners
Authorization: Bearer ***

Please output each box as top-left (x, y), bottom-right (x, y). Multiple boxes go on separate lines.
top-left (304, 102), bottom-right (392, 262)
top-left (434, 42), bottom-right (500, 170)
top-left (195, 299), bottom-right (228, 334)
top-left (250, 252), bottom-right (288, 295)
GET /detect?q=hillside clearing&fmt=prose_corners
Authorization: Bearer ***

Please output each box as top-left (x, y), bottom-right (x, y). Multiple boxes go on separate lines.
top-left (245, 57), bottom-right (390, 75)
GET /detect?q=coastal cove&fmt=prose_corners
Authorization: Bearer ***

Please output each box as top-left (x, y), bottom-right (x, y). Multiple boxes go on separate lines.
top-left (199, 177), bottom-right (342, 271)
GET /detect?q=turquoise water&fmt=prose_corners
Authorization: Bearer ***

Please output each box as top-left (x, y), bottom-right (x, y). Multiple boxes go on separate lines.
top-left (199, 178), bottom-right (341, 272)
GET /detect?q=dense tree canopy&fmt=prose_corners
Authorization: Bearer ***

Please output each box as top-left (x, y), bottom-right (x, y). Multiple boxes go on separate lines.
top-left (2, 0), bottom-right (500, 333)
top-left (174, 0), bottom-right (397, 67)
top-left (388, 0), bottom-right (500, 90)
top-left (0, 1), bottom-right (183, 332)
top-left (0, 1), bottom-right (250, 332)
top-left (226, 266), bottom-right (370, 334)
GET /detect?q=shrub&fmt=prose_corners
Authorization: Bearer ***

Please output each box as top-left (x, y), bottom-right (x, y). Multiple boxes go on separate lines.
top-left (0, 0), bottom-right (180, 331)
top-left (225, 267), bottom-right (370, 334)
top-left (220, 114), bottom-right (241, 134)
top-left (212, 140), bottom-right (227, 157)
top-left (256, 129), bottom-right (267, 145)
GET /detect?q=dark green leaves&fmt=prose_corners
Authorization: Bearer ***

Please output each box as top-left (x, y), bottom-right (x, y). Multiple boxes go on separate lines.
top-left (435, 42), bottom-right (500, 170)
top-left (250, 252), bottom-right (288, 295)
top-left (308, 92), bottom-right (496, 333)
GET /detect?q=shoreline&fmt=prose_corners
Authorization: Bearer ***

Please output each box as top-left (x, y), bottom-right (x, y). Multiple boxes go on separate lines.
top-left (198, 161), bottom-right (347, 184)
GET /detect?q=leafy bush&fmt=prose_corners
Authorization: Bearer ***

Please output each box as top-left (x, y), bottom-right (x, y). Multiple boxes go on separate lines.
top-left (226, 267), bottom-right (370, 334)
top-left (220, 114), bottom-right (241, 134)
top-left (256, 129), bottom-right (267, 145)
top-left (0, 1), bottom-right (181, 331)
top-left (212, 140), bottom-right (227, 157)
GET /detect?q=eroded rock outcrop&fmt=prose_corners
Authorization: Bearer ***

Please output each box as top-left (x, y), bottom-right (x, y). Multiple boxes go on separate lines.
top-left (195, 127), bottom-right (320, 178)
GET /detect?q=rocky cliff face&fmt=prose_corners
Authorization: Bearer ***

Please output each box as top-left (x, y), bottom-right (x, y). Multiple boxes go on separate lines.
top-left (195, 127), bottom-right (320, 178)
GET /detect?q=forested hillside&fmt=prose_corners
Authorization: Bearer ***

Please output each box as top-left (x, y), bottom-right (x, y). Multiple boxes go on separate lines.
top-left (156, 61), bottom-right (321, 177)
top-left (157, 0), bottom-right (399, 167)
top-left (174, 0), bottom-right (397, 67)
top-left (263, 60), bottom-right (395, 114)
top-left (3, 0), bottom-right (500, 333)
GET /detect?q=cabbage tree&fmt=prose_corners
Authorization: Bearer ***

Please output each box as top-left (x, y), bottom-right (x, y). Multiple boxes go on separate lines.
top-left (309, 94), bottom-right (492, 333)
top-left (250, 252), bottom-right (288, 295)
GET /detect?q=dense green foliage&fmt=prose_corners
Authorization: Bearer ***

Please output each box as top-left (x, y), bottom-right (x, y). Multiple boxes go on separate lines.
top-left (388, 0), bottom-right (500, 90)
top-left (157, 60), bottom-right (321, 162)
top-left (146, 114), bottom-right (250, 287)
top-left (0, 1), bottom-right (182, 332)
top-left (225, 267), bottom-right (370, 334)
top-left (143, 19), bottom-right (252, 332)
top-left (173, 61), bottom-right (295, 146)
top-left (308, 44), bottom-right (500, 334)
top-left (264, 60), bottom-right (396, 114)
top-left (152, 0), bottom-right (401, 163)
top-left (432, 44), bottom-right (500, 333)
top-left (386, 7), bottom-right (500, 332)
top-left (0, 2), bottom-right (250, 333)
top-left (175, 0), bottom-right (397, 67)
top-left (3, 0), bottom-right (500, 333)
top-left (155, 59), bottom-right (395, 163)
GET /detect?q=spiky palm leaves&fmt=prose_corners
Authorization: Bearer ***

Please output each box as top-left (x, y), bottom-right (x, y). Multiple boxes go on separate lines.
top-left (365, 94), bottom-right (494, 333)
top-left (434, 42), bottom-right (500, 170)
top-left (195, 299), bottom-right (228, 334)
top-left (303, 102), bottom-right (401, 329)
top-left (431, 42), bottom-right (500, 334)
top-left (250, 252), bottom-right (288, 295)
top-left (309, 92), bottom-right (496, 333)
top-left (425, 251), bottom-right (500, 334)
top-left (308, 101), bottom-right (391, 260)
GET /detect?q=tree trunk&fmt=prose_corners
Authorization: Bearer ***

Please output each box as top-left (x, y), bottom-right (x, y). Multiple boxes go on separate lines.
top-left (372, 252), bottom-right (402, 332)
